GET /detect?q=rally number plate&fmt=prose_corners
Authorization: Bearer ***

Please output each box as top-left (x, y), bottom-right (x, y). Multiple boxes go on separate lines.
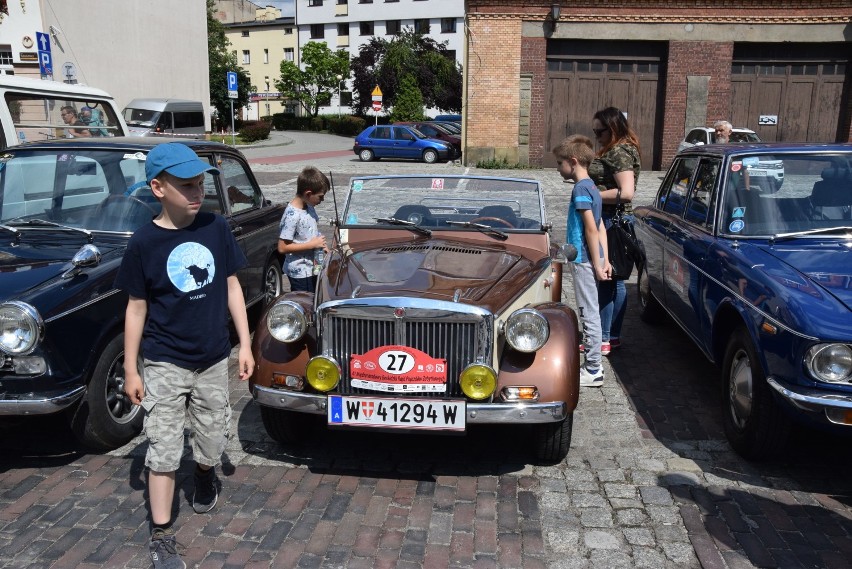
top-left (328, 396), bottom-right (465, 431)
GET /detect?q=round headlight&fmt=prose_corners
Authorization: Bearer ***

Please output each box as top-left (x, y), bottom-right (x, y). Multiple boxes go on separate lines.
top-left (460, 364), bottom-right (497, 400)
top-left (306, 356), bottom-right (341, 392)
top-left (806, 343), bottom-right (852, 383)
top-left (505, 308), bottom-right (549, 352)
top-left (266, 301), bottom-right (307, 343)
top-left (0, 302), bottom-right (43, 355)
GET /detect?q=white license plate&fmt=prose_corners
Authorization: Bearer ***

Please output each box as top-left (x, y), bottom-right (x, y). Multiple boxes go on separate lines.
top-left (747, 169), bottom-right (767, 176)
top-left (327, 396), bottom-right (465, 431)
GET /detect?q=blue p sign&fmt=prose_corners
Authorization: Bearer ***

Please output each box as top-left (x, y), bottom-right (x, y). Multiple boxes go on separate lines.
top-left (227, 72), bottom-right (237, 91)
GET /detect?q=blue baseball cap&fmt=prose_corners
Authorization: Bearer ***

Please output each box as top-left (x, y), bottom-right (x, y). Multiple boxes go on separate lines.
top-left (145, 142), bottom-right (220, 184)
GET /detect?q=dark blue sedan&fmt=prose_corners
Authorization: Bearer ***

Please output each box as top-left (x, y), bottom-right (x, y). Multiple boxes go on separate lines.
top-left (0, 138), bottom-right (284, 449)
top-left (353, 124), bottom-right (458, 163)
top-left (634, 143), bottom-right (852, 459)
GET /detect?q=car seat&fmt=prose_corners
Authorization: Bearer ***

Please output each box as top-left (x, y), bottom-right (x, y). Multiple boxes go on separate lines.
top-left (392, 205), bottom-right (434, 226)
top-left (475, 205), bottom-right (517, 228)
top-left (811, 167), bottom-right (852, 221)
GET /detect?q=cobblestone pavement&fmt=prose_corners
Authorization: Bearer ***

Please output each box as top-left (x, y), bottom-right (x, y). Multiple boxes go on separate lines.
top-left (1, 140), bottom-right (851, 568)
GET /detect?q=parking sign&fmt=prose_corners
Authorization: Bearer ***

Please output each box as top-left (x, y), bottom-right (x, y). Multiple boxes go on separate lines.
top-left (227, 71), bottom-right (238, 99)
top-left (36, 31), bottom-right (53, 79)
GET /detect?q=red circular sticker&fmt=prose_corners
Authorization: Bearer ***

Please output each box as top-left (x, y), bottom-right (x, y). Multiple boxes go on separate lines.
top-left (731, 163), bottom-right (742, 172)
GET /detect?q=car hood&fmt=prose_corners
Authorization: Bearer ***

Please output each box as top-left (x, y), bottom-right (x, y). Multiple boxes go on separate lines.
top-left (0, 237), bottom-right (125, 307)
top-left (759, 242), bottom-right (852, 311)
top-left (328, 237), bottom-right (547, 314)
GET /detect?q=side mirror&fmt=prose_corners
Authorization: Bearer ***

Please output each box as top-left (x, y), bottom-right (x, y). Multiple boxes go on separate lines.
top-left (554, 243), bottom-right (578, 263)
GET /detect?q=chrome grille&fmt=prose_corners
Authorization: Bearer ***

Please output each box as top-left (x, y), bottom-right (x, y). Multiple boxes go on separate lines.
top-left (319, 299), bottom-right (493, 398)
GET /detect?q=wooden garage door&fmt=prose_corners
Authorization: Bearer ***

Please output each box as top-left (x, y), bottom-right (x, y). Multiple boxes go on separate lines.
top-left (730, 43), bottom-right (848, 142)
top-left (544, 41), bottom-right (666, 169)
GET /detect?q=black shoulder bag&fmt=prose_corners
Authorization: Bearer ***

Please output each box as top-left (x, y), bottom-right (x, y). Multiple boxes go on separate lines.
top-left (606, 189), bottom-right (641, 281)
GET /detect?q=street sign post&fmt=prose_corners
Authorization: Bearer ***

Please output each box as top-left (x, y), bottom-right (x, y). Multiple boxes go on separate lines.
top-left (227, 72), bottom-right (238, 146)
top-left (36, 31), bottom-right (52, 79)
top-left (371, 85), bottom-right (383, 125)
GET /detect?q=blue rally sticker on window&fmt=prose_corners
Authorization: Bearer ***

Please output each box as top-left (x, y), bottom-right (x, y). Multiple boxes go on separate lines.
top-left (352, 180), bottom-right (364, 192)
top-left (732, 207), bottom-right (746, 218)
top-left (729, 219), bottom-right (745, 233)
top-left (345, 213), bottom-right (358, 224)
top-left (742, 156), bottom-right (760, 167)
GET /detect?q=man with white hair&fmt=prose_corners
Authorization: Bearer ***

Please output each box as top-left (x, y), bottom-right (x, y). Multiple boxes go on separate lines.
top-left (713, 120), bottom-right (733, 144)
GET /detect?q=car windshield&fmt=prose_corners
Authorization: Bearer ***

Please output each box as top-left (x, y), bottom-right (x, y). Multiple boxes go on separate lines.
top-left (729, 131), bottom-right (760, 143)
top-left (720, 152), bottom-right (852, 237)
top-left (0, 148), bottom-right (163, 232)
top-left (341, 175), bottom-right (545, 231)
top-left (123, 108), bottom-right (160, 127)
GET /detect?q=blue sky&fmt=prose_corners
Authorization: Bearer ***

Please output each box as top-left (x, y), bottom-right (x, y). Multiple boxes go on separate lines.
top-left (263, 0), bottom-right (294, 16)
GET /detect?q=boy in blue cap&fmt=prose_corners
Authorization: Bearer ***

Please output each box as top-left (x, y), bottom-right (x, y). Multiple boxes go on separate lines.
top-left (115, 142), bottom-right (254, 569)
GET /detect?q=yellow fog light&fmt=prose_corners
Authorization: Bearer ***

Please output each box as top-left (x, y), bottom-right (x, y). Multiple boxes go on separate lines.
top-left (306, 356), bottom-right (341, 392)
top-left (460, 364), bottom-right (497, 400)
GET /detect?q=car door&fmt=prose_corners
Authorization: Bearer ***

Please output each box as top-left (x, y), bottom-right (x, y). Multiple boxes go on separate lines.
top-left (663, 157), bottom-right (720, 345)
top-left (215, 153), bottom-right (281, 306)
top-left (368, 126), bottom-right (394, 158)
top-left (392, 126), bottom-right (420, 159)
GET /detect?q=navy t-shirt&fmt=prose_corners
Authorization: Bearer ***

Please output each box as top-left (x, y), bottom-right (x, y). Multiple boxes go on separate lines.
top-left (115, 212), bottom-right (248, 369)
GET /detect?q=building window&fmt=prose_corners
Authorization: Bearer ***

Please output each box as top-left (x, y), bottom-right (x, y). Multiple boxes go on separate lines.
top-left (284, 48), bottom-right (295, 61)
top-left (415, 19), bottom-right (430, 34)
top-left (241, 30), bottom-right (250, 37)
top-left (337, 0), bottom-right (348, 4)
top-left (242, 50), bottom-right (251, 64)
top-left (360, 21), bottom-right (374, 36)
top-left (386, 20), bottom-right (401, 35)
top-left (310, 24), bottom-right (325, 39)
top-left (308, 0), bottom-right (323, 6)
top-left (0, 47), bottom-right (13, 66)
top-left (284, 27), bottom-right (293, 34)
top-left (441, 18), bottom-right (456, 33)
top-left (444, 50), bottom-right (456, 61)
top-left (263, 49), bottom-right (269, 64)
top-left (338, 23), bottom-right (349, 36)
top-left (359, 0), bottom-right (373, 3)
top-left (385, 0), bottom-right (399, 2)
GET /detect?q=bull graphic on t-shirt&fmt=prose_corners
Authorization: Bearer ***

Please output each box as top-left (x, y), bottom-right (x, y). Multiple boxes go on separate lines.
top-left (185, 263), bottom-right (211, 288)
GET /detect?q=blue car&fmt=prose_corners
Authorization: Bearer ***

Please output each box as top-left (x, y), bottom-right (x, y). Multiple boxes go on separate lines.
top-left (634, 143), bottom-right (852, 459)
top-left (353, 124), bottom-right (458, 163)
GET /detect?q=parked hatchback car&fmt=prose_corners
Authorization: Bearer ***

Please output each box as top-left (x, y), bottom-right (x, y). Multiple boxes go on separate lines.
top-left (679, 126), bottom-right (783, 192)
top-left (634, 143), bottom-right (852, 459)
top-left (0, 138), bottom-right (284, 449)
top-left (250, 175), bottom-right (581, 463)
top-left (393, 121), bottom-right (461, 156)
top-left (353, 125), bottom-right (458, 163)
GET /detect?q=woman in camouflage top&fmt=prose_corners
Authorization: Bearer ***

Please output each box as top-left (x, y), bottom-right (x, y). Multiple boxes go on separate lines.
top-left (588, 107), bottom-right (641, 355)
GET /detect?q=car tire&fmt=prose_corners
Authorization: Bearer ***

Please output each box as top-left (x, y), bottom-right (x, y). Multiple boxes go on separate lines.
top-left (637, 265), bottom-right (665, 325)
top-left (69, 333), bottom-right (143, 450)
top-left (721, 327), bottom-right (791, 460)
top-left (359, 148), bottom-right (374, 162)
top-left (422, 149), bottom-right (438, 164)
top-left (533, 413), bottom-right (573, 464)
top-left (260, 406), bottom-right (320, 445)
top-left (264, 261), bottom-right (283, 304)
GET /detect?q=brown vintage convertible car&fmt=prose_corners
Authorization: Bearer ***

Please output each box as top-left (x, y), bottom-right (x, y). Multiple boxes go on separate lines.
top-left (249, 175), bottom-right (580, 462)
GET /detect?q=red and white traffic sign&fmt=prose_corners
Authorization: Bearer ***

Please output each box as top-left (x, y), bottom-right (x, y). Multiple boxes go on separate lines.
top-left (372, 101), bottom-right (382, 112)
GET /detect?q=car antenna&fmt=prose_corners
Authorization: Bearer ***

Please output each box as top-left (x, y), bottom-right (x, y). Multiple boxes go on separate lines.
top-left (328, 172), bottom-right (342, 248)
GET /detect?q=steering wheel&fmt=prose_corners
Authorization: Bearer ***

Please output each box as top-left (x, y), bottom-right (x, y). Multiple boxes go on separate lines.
top-left (469, 216), bottom-right (514, 228)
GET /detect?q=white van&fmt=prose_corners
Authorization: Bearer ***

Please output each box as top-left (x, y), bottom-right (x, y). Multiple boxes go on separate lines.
top-left (0, 75), bottom-right (128, 149)
top-left (123, 98), bottom-right (206, 137)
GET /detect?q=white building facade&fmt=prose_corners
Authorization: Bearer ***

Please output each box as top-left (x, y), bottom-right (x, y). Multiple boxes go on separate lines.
top-left (0, 0), bottom-right (212, 130)
top-left (294, 0), bottom-right (464, 116)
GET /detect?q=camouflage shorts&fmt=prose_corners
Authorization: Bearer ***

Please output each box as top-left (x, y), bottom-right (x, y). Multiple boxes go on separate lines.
top-left (140, 358), bottom-right (231, 472)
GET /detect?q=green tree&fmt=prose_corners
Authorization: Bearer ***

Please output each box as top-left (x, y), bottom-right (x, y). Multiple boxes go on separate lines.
top-left (275, 42), bottom-right (350, 117)
top-left (389, 74), bottom-right (425, 122)
top-left (350, 29), bottom-right (462, 115)
top-left (207, 0), bottom-right (253, 128)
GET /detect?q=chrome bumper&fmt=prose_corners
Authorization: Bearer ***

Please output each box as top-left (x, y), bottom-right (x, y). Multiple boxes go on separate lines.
top-left (0, 385), bottom-right (86, 415)
top-left (767, 377), bottom-right (852, 422)
top-left (252, 385), bottom-right (567, 424)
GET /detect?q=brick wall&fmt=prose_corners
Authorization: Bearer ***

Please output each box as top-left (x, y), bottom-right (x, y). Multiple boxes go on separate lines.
top-left (521, 37), bottom-right (546, 166)
top-left (661, 41), bottom-right (734, 166)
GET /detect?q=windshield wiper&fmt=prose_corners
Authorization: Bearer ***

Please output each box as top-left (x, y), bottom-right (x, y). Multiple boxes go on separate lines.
top-left (772, 226), bottom-right (852, 243)
top-left (375, 217), bottom-right (432, 237)
top-left (445, 220), bottom-right (508, 240)
top-left (6, 218), bottom-right (93, 241)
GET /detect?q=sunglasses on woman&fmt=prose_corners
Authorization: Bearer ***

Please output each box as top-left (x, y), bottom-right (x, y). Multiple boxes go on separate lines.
top-left (592, 127), bottom-right (609, 136)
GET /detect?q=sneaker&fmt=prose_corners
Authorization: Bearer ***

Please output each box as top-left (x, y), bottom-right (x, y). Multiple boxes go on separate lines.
top-left (579, 365), bottom-right (604, 388)
top-left (149, 528), bottom-right (185, 569)
top-left (601, 341), bottom-right (611, 356)
top-left (192, 467), bottom-right (219, 514)
top-left (610, 338), bottom-right (621, 349)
